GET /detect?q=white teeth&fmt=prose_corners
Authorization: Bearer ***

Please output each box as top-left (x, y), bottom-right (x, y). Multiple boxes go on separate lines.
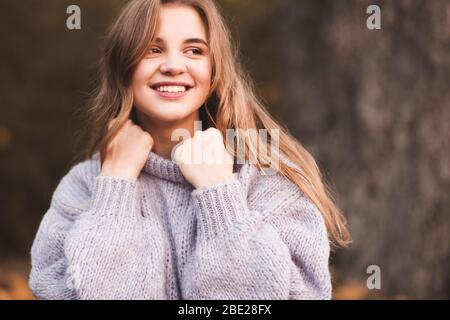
top-left (155, 85), bottom-right (187, 92)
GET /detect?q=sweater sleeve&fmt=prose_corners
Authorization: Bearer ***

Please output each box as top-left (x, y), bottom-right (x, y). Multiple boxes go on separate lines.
top-left (182, 177), bottom-right (332, 300)
top-left (29, 166), bottom-right (146, 299)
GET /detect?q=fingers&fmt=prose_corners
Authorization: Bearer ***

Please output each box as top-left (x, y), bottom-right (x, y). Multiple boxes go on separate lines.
top-left (198, 128), bottom-right (222, 143)
top-left (173, 137), bottom-right (192, 165)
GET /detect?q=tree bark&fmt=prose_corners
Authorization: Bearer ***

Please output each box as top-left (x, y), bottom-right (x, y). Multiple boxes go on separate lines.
top-left (279, 0), bottom-right (450, 299)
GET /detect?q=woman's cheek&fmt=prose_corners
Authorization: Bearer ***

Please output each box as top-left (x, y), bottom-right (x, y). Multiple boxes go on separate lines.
top-left (134, 60), bottom-right (155, 84)
top-left (189, 58), bottom-right (210, 80)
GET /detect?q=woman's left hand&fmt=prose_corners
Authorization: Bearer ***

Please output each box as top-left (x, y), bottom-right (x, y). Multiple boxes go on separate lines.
top-left (173, 128), bottom-right (235, 188)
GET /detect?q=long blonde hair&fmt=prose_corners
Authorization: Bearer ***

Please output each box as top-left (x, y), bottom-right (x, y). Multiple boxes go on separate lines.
top-left (77, 0), bottom-right (351, 248)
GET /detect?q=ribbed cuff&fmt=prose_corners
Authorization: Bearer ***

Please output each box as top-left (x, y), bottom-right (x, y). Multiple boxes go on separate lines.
top-left (88, 175), bottom-right (141, 219)
top-left (191, 178), bottom-right (262, 240)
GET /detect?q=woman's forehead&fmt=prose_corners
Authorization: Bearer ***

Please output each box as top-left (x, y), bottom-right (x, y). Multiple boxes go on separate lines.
top-left (156, 4), bottom-right (207, 40)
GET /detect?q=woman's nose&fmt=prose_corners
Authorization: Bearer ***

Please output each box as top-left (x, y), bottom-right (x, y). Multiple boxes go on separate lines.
top-left (159, 54), bottom-right (187, 75)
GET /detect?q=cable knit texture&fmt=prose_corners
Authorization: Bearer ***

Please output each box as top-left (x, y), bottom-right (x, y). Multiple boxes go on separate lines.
top-left (29, 151), bottom-right (332, 300)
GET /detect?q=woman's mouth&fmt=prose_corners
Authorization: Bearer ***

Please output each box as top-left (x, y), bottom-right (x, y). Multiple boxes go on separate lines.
top-left (150, 85), bottom-right (193, 100)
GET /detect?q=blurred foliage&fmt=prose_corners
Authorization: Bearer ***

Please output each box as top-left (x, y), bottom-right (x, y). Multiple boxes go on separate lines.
top-left (0, 259), bottom-right (34, 300)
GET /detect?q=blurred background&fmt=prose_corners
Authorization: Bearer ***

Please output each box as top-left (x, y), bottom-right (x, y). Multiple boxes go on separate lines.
top-left (0, 0), bottom-right (449, 299)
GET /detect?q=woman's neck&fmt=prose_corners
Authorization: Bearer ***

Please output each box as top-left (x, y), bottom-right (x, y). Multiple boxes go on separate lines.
top-left (135, 109), bottom-right (200, 159)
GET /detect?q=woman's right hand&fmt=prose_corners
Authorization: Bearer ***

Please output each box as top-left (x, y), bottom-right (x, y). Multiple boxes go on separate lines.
top-left (100, 119), bottom-right (154, 180)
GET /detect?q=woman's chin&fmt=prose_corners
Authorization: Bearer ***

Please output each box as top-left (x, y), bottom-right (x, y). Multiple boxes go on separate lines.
top-left (147, 106), bottom-right (197, 122)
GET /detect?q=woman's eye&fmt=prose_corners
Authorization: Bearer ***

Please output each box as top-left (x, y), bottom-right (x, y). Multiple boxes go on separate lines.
top-left (187, 48), bottom-right (203, 55)
top-left (147, 47), bottom-right (203, 56)
top-left (149, 47), bottom-right (161, 54)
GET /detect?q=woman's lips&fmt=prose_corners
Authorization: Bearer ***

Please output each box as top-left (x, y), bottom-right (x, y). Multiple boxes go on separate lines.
top-left (151, 87), bottom-right (192, 100)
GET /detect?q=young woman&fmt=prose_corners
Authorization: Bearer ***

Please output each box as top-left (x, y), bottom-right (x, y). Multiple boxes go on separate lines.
top-left (29, 0), bottom-right (350, 300)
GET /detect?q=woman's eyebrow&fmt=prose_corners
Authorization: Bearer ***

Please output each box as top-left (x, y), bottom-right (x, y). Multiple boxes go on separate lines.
top-left (154, 37), bottom-right (209, 47)
top-left (184, 38), bottom-right (209, 47)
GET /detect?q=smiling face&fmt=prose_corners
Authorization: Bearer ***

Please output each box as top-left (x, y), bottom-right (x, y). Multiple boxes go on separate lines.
top-left (131, 3), bottom-right (212, 124)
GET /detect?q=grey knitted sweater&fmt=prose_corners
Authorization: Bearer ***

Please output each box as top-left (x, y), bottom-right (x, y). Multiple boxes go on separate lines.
top-left (29, 150), bottom-right (332, 300)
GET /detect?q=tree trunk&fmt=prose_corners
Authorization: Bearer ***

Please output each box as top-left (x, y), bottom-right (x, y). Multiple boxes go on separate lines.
top-left (279, 0), bottom-right (450, 299)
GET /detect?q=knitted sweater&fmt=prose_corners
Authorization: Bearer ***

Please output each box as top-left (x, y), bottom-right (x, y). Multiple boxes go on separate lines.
top-left (29, 150), bottom-right (332, 300)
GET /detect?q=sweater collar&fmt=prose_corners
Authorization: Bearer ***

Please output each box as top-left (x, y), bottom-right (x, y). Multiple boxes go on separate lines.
top-left (143, 150), bottom-right (188, 184)
top-left (143, 150), bottom-right (244, 184)
top-left (93, 150), bottom-right (244, 184)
